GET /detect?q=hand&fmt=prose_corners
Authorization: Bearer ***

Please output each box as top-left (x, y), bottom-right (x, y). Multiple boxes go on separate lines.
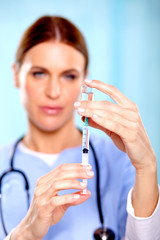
top-left (11, 163), bottom-right (94, 240)
top-left (75, 79), bottom-right (159, 217)
top-left (75, 79), bottom-right (156, 172)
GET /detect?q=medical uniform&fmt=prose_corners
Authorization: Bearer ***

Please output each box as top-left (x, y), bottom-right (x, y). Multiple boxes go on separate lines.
top-left (0, 134), bottom-right (136, 240)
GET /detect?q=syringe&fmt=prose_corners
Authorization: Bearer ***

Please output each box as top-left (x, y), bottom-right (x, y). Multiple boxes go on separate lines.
top-left (81, 84), bottom-right (94, 194)
top-left (82, 118), bottom-right (89, 194)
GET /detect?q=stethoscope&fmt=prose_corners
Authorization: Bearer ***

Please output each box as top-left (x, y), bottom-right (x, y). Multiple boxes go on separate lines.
top-left (0, 135), bottom-right (115, 240)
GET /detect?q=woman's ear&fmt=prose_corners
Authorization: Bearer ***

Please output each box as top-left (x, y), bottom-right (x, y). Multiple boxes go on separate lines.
top-left (12, 63), bottom-right (20, 88)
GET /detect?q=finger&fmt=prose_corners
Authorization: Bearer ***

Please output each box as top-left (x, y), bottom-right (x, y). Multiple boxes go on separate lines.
top-left (75, 100), bottom-right (138, 122)
top-left (35, 179), bottom-right (87, 198)
top-left (47, 190), bottom-right (91, 212)
top-left (69, 190), bottom-right (91, 206)
top-left (51, 179), bottom-right (87, 192)
top-left (54, 168), bottom-right (94, 181)
top-left (78, 108), bottom-right (138, 130)
top-left (91, 113), bottom-right (136, 142)
top-left (36, 163), bottom-right (92, 186)
top-left (35, 168), bottom-right (94, 196)
top-left (84, 79), bottom-right (136, 109)
top-left (33, 190), bottom-right (91, 219)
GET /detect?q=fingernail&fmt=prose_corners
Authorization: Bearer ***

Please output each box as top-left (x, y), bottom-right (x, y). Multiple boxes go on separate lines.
top-left (81, 189), bottom-right (88, 195)
top-left (87, 171), bottom-right (94, 176)
top-left (74, 102), bottom-right (80, 107)
top-left (80, 182), bottom-right (87, 188)
top-left (73, 194), bottom-right (80, 199)
top-left (85, 79), bottom-right (92, 84)
top-left (80, 164), bottom-right (92, 169)
top-left (92, 114), bottom-right (99, 119)
top-left (87, 164), bottom-right (92, 170)
top-left (78, 108), bottom-right (85, 113)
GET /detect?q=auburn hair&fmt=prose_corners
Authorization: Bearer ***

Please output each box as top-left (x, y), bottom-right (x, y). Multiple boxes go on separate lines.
top-left (15, 16), bottom-right (89, 71)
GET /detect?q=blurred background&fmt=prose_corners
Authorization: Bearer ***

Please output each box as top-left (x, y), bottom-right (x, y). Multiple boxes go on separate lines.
top-left (0, 0), bottom-right (160, 181)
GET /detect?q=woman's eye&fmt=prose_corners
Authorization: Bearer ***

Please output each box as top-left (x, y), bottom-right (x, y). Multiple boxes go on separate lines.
top-left (32, 71), bottom-right (46, 78)
top-left (64, 74), bottom-right (77, 80)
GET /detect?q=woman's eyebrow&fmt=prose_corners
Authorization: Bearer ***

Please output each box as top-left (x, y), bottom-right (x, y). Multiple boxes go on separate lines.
top-left (30, 66), bottom-right (48, 71)
top-left (62, 69), bottom-right (80, 74)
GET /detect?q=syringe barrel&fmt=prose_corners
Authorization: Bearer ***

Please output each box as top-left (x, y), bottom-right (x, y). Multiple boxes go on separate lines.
top-left (82, 152), bottom-right (89, 165)
top-left (81, 85), bottom-right (94, 97)
top-left (80, 83), bottom-right (94, 194)
top-left (82, 126), bottom-right (89, 152)
top-left (81, 85), bottom-right (94, 102)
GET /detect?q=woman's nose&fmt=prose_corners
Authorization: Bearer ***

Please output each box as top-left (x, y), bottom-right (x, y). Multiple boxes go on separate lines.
top-left (46, 78), bottom-right (61, 99)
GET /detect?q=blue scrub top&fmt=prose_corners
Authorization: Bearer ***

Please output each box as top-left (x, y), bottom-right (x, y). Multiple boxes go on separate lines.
top-left (0, 134), bottom-right (135, 240)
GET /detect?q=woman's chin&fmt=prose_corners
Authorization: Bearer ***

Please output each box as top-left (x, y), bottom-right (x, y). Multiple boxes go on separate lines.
top-left (32, 120), bottom-right (68, 133)
top-left (37, 124), bottom-right (63, 133)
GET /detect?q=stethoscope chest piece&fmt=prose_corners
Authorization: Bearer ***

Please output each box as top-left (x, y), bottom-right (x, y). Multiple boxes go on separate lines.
top-left (94, 227), bottom-right (115, 240)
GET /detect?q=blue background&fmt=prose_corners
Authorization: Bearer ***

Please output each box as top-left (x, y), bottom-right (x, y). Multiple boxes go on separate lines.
top-left (0, 0), bottom-right (160, 181)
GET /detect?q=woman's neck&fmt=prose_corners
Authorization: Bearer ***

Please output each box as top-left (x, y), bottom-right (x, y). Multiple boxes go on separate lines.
top-left (23, 119), bottom-right (82, 154)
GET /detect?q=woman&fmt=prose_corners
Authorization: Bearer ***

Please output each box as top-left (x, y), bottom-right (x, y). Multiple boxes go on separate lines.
top-left (0, 16), bottom-right (159, 240)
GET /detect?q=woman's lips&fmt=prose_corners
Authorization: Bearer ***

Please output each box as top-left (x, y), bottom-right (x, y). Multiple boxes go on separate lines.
top-left (39, 106), bottom-right (63, 115)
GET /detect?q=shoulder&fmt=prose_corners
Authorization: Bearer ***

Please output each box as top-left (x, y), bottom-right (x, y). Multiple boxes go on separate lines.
top-left (0, 140), bottom-right (15, 156)
top-left (0, 139), bottom-right (16, 172)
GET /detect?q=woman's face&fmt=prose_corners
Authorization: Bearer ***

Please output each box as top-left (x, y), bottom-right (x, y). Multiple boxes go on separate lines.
top-left (14, 41), bottom-right (86, 132)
